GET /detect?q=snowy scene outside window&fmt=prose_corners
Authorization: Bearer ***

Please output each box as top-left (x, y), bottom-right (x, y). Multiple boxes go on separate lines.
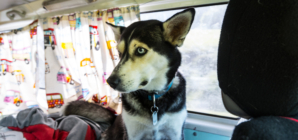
top-left (141, 4), bottom-right (237, 118)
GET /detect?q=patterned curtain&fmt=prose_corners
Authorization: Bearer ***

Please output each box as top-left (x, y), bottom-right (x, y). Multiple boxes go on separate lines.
top-left (0, 5), bottom-right (140, 116)
top-left (42, 5), bottom-right (140, 113)
top-left (0, 21), bottom-right (39, 116)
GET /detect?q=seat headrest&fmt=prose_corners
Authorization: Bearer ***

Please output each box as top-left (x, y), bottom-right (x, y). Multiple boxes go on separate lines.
top-left (218, 0), bottom-right (298, 117)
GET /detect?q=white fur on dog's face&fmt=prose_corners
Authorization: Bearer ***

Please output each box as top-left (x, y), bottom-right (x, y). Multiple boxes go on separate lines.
top-left (107, 9), bottom-right (195, 93)
top-left (113, 39), bottom-right (169, 93)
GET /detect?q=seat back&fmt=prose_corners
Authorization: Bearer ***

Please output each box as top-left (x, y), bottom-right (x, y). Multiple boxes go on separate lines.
top-left (218, 0), bottom-right (298, 118)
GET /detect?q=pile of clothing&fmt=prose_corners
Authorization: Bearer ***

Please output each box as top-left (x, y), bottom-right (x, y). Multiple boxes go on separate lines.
top-left (0, 108), bottom-right (113, 140)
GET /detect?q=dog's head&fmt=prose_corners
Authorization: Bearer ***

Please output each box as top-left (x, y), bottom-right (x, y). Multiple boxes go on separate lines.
top-left (106, 8), bottom-right (195, 93)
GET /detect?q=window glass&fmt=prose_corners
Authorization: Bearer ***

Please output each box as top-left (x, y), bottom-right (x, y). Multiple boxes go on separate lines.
top-left (141, 4), bottom-right (237, 118)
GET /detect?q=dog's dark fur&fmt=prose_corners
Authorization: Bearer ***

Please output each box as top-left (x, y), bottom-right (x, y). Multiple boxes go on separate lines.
top-left (64, 101), bottom-right (116, 131)
top-left (103, 72), bottom-right (186, 140)
top-left (64, 8), bottom-right (195, 140)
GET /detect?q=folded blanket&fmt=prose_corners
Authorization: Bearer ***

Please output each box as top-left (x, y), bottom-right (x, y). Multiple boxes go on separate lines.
top-left (0, 108), bottom-right (102, 140)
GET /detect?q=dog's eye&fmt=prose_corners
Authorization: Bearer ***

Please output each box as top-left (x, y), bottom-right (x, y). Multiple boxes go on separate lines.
top-left (135, 47), bottom-right (147, 56)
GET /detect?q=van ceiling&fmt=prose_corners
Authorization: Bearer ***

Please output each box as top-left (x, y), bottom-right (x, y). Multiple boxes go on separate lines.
top-left (0, 0), bottom-right (39, 11)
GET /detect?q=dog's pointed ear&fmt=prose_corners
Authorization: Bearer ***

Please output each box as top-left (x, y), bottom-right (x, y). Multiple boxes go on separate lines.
top-left (163, 8), bottom-right (195, 47)
top-left (106, 22), bottom-right (126, 42)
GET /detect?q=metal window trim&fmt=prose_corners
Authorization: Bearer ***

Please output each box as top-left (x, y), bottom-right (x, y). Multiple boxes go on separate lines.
top-left (140, 0), bottom-right (229, 13)
top-left (185, 112), bottom-right (239, 137)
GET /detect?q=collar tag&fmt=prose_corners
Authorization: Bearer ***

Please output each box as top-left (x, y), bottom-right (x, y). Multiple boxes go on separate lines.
top-left (151, 92), bottom-right (159, 125)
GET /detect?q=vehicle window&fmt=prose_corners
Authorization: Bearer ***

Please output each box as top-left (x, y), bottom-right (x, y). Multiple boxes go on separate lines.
top-left (6, 91), bottom-right (14, 96)
top-left (141, 4), bottom-right (237, 118)
top-left (52, 95), bottom-right (61, 99)
top-left (46, 96), bottom-right (52, 100)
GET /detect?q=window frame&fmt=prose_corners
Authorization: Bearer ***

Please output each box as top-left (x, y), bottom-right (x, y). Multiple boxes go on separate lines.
top-left (140, 1), bottom-right (229, 14)
top-left (140, 2), bottom-right (241, 121)
top-left (185, 112), bottom-right (239, 137)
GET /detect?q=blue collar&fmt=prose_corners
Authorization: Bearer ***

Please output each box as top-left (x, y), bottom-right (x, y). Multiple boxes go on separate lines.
top-left (148, 80), bottom-right (174, 100)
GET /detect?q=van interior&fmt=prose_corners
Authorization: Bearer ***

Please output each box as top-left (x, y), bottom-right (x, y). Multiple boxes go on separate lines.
top-left (0, 0), bottom-right (297, 140)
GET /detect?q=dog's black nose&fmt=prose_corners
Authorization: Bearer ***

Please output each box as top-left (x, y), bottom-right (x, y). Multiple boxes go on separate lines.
top-left (107, 75), bottom-right (121, 89)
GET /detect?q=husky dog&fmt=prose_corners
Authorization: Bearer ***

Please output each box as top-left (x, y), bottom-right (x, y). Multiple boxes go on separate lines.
top-left (64, 8), bottom-right (195, 140)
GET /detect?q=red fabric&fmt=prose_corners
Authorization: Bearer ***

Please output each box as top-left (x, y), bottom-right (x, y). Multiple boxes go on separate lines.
top-left (282, 117), bottom-right (298, 123)
top-left (84, 125), bottom-right (96, 140)
top-left (53, 129), bottom-right (69, 140)
top-left (8, 127), bottom-right (35, 139)
top-left (8, 124), bottom-right (69, 140)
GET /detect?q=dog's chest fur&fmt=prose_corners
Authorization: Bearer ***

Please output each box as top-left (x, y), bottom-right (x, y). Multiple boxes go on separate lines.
top-left (122, 107), bottom-right (187, 140)
top-left (117, 73), bottom-right (187, 140)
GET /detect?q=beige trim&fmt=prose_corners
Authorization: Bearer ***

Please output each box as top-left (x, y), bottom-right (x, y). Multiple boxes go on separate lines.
top-left (140, 0), bottom-right (229, 12)
top-left (0, 0), bottom-right (228, 26)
